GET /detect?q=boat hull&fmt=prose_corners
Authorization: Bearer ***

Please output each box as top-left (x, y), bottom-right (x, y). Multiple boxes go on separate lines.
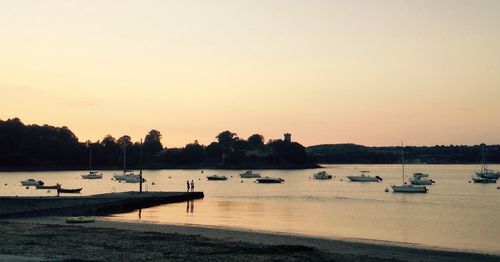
top-left (82, 173), bottom-right (103, 179)
top-left (35, 185), bottom-right (59, 189)
top-left (391, 185), bottom-right (428, 193)
top-left (207, 176), bottom-right (228, 181)
top-left (472, 177), bottom-right (496, 183)
top-left (257, 178), bottom-right (284, 184)
top-left (347, 176), bottom-right (380, 182)
top-left (410, 179), bottom-right (434, 185)
top-left (240, 174), bottom-right (261, 178)
top-left (58, 188), bottom-right (82, 193)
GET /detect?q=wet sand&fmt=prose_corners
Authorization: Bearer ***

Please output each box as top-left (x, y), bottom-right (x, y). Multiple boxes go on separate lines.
top-left (1, 218), bottom-right (499, 262)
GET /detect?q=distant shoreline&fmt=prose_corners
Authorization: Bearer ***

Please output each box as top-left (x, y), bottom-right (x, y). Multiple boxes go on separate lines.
top-left (0, 163), bottom-right (322, 172)
top-left (2, 162), bottom-right (499, 172)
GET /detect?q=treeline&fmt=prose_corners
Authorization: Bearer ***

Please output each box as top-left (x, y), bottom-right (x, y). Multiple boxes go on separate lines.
top-left (0, 118), bottom-right (317, 170)
top-left (307, 144), bottom-right (500, 164)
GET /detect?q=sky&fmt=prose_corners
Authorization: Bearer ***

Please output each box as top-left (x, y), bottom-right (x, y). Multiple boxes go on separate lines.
top-left (1, 0), bottom-right (499, 147)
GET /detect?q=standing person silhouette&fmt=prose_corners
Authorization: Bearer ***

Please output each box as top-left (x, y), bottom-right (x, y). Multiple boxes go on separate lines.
top-left (186, 180), bottom-right (190, 191)
top-left (190, 180), bottom-right (194, 191)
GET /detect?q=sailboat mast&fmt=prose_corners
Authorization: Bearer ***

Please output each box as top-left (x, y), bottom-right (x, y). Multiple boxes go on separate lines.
top-left (89, 146), bottom-right (92, 173)
top-left (401, 141), bottom-right (405, 184)
top-left (123, 144), bottom-right (126, 174)
top-left (139, 138), bottom-right (143, 193)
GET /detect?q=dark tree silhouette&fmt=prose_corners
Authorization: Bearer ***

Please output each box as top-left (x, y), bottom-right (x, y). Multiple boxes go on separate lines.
top-left (216, 131), bottom-right (237, 149)
top-left (248, 134), bottom-right (264, 149)
top-left (117, 135), bottom-right (132, 148)
top-left (143, 129), bottom-right (163, 153)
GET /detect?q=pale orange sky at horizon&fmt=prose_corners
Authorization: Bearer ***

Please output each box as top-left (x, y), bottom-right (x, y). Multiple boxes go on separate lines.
top-left (1, 0), bottom-right (499, 147)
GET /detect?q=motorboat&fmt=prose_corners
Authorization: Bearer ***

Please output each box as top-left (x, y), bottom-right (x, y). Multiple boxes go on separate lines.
top-left (239, 170), bottom-right (261, 178)
top-left (256, 176), bottom-right (284, 183)
top-left (20, 179), bottom-right (44, 186)
top-left (392, 142), bottom-right (428, 193)
top-left (410, 173), bottom-right (435, 185)
top-left (347, 171), bottom-right (382, 182)
top-left (124, 174), bottom-right (146, 183)
top-left (82, 171), bottom-right (103, 179)
top-left (207, 175), bottom-right (228, 181)
top-left (313, 171), bottom-right (332, 180)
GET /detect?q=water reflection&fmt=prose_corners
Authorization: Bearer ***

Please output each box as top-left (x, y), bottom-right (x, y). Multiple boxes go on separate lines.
top-left (186, 200), bottom-right (194, 213)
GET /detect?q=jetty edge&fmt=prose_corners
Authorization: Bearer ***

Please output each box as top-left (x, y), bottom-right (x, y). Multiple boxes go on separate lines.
top-left (0, 191), bottom-right (204, 218)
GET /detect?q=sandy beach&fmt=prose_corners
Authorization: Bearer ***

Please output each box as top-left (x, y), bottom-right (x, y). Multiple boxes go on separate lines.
top-left (1, 218), bottom-right (498, 262)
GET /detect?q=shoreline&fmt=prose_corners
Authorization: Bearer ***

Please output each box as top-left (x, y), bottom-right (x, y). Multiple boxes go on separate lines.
top-left (6, 217), bottom-right (499, 262)
top-left (1, 163), bottom-right (499, 172)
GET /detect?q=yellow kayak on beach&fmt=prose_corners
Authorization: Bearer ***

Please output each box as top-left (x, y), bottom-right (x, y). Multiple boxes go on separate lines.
top-left (65, 216), bottom-right (96, 224)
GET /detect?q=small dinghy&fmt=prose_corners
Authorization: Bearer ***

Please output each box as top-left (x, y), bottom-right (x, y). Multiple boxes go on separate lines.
top-left (58, 187), bottom-right (83, 194)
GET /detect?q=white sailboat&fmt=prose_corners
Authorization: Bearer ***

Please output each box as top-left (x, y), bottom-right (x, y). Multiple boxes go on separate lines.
top-left (392, 142), bottom-right (428, 193)
top-left (81, 147), bottom-right (103, 179)
top-left (113, 144), bottom-right (140, 181)
top-left (473, 144), bottom-right (499, 181)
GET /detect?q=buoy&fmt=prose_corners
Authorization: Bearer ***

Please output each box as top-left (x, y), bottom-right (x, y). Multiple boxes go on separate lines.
top-left (384, 188), bottom-right (389, 192)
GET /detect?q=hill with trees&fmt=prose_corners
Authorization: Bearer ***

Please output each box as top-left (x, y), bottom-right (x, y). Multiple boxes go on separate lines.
top-left (0, 118), bottom-right (317, 170)
top-left (307, 143), bottom-right (500, 164)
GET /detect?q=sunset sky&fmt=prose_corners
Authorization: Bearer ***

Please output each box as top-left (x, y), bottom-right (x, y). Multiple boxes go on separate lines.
top-left (1, 0), bottom-right (499, 147)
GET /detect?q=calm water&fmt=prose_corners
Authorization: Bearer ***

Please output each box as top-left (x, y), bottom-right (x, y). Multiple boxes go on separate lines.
top-left (1, 165), bottom-right (499, 254)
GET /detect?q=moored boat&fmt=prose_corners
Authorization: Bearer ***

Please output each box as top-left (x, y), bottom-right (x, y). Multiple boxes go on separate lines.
top-left (57, 187), bottom-right (82, 193)
top-left (35, 184), bottom-right (59, 189)
top-left (472, 176), bottom-right (497, 184)
top-left (256, 176), bottom-right (284, 183)
top-left (239, 170), bottom-right (261, 178)
top-left (82, 147), bottom-right (103, 179)
top-left (124, 175), bottom-right (146, 183)
top-left (347, 171), bottom-right (382, 182)
top-left (20, 179), bottom-right (44, 186)
top-left (82, 171), bottom-right (103, 179)
top-left (474, 144), bottom-right (500, 180)
top-left (410, 173), bottom-right (435, 185)
top-left (207, 175), bottom-right (228, 181)
top-left (392, 184), bottom-right (428, 193)
top-left (313, 171), bottom-right (332, 180)
top-left (392, 142), bottom-right (428, 193)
